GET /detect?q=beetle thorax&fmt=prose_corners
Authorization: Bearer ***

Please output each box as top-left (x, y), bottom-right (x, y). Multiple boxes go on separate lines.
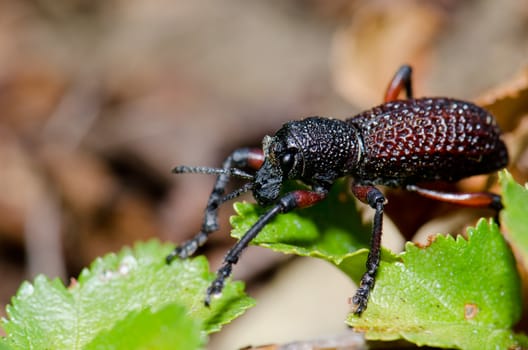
top-left (282, 117), bottom-right (361, 185)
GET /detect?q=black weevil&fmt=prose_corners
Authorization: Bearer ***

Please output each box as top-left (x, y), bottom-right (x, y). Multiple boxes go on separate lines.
top-left (166, 65), bottom-right (508, 315)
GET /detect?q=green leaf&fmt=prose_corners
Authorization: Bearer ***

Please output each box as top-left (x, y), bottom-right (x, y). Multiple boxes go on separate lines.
top-left (500, 170), bottom-right (528, 263)
top-left (231, 174), bottom-right (526, 349)
top-left (347, 219), bottom-right (525, 350)
top-left (0, 340), bottom-right (14, 350)
top-left (84, 303), bottom-right (202, 350)
top-left (2, 240), bottom-right (255, 349)
top-left (230, 179), bottom-right (372, 281)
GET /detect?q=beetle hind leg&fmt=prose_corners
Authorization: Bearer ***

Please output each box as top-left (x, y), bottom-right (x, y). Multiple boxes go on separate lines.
top-left (384, 65), bottom-right (413, 102)
top-left (406, 184), bottom-right (503, 224)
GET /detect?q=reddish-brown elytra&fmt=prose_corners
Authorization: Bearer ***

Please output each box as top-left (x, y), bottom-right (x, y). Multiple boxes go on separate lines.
top-left (167, 65), bottom-right (508, 315)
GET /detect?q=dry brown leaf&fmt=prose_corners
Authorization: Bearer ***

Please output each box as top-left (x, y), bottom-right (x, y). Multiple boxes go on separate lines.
top-left (41, 146), bottom-right (118, 216)
top-left (0, 63), bottom-right (67, 133)
top-left (331, 0), bottom-right (446, 108)
top-left (476, 67), bottom-right (528, 132)
top-left (68, 192), bottom-right (160, 270)
top-left (475, 67), bottom-right (528, 184)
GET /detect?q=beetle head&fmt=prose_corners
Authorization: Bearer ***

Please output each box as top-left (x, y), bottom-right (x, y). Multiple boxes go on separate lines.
top-left (253, 128), bottom-right (304, 205)
top-left (253, 117), bottom-right (360, 206)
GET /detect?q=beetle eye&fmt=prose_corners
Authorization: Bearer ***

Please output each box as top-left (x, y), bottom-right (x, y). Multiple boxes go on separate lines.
top-left (279, 149), bottom-right (297, 175)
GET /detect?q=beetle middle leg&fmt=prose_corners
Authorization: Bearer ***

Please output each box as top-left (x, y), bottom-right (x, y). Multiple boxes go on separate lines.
top-left (166, 148), bottom-right (264, 263)
top-left (205, 189), bottom-right (327, 305)
top-left (351, 183), bottom-right (386, 315)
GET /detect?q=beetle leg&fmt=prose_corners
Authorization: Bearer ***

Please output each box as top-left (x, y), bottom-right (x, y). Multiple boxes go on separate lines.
top-left (406, 184), bottom-right (503, 222)
top-left (166, 148), bottom-right (265, 263)
top-left (384, 65), bottom-right (413, 102)
top-left (350, 183), bottom-right (386, 315)
top-left (205, 189), bottom-right (327, 306)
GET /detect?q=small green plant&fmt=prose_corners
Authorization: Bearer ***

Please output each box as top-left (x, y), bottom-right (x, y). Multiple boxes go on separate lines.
top-left (1, 171), bottom-right (527, 349)
top-left (232, 172), bottom-right (528, 349)
top-left (0, 242), bottom-right (254, 349)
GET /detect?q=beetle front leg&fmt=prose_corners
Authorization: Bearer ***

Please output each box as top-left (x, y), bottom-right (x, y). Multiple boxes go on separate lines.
top-left (166, 148), bottom-right (264, 263)
top-left (351, 183), bottom-right (386, 315)
top-left (205, 189), bottom-right (327, 305)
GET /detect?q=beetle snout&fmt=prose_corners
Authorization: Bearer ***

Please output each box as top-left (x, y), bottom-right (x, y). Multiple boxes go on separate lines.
top-left (253, 160), bottom-right (283, 206)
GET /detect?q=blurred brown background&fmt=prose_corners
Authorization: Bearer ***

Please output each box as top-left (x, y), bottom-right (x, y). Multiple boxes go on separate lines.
top-left (1, 0), bottom-right (528, 348)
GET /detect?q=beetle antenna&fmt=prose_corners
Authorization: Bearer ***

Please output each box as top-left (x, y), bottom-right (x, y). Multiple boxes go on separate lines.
top-left (172, 165), bottom-right (254, 180)
top-left (221, 182), bottom-right (254, 203)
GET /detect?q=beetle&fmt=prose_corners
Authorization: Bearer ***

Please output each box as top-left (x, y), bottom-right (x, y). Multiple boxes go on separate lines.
top-left (166, 65), bottom-right (508, 315)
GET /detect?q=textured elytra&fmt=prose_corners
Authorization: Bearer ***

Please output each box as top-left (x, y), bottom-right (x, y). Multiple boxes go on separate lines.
top-left (348, 98), bottom-right (508, 186)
